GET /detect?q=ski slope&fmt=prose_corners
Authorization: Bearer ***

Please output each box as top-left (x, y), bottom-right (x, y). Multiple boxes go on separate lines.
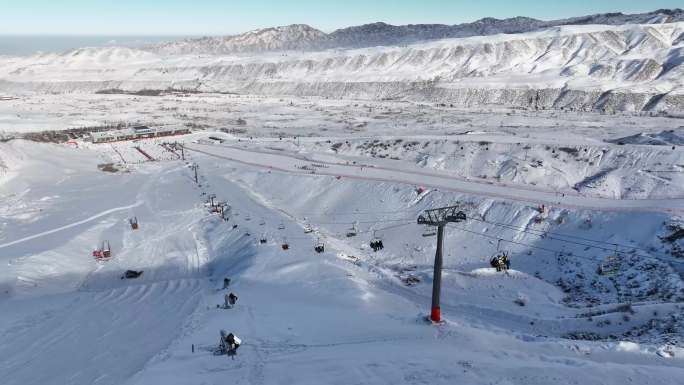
top-left (0, 201), bottom-right (142, 250)
top-left (186, 142), bottom-right (684, 214)
top-left (1, 137), bottom-right (683, 384)
top-left (1, 16), bottom-right (684, 381)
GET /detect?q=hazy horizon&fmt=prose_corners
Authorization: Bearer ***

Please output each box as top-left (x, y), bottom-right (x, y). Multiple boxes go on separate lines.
top-left (0, 35), bottom-right (193, 56)
top-left (0, 0), bottom-right (681, 36)
top-left (1, 3), bottom-right (682, 56)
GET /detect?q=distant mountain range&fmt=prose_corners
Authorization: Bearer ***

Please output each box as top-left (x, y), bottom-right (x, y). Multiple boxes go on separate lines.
top-left (3, 8), bottom-right (683, 113)
top-left (151, 8), bottom-right (684, 54)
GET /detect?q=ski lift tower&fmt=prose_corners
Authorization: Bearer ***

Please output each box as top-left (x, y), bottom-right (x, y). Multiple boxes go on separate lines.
top-left (417, 205), bottom-right (466, 323)
top-left (190, 163), bottom-right (199, 184)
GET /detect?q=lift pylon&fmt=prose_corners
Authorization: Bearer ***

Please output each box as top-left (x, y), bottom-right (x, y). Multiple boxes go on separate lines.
top-left (417, 205), bottom-right (467, 323)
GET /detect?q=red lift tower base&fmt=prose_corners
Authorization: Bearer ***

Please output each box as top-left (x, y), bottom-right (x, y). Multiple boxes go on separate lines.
top-left (430, 307), bottom-right (441, 323)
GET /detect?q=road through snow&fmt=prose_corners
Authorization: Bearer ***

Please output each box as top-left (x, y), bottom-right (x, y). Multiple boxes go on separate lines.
top-left (186, 144), bottom-right (684, 214)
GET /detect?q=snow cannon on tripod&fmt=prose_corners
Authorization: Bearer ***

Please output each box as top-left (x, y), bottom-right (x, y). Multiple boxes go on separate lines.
top-left (219, 330), bottom-right (241, 359)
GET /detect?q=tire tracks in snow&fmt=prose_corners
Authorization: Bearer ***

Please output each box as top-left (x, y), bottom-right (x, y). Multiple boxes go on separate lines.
top-left (246, 305), bottom-right (265, 385)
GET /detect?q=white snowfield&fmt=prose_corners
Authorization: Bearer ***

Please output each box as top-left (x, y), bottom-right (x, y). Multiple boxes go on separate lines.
top-left (2, 92), bottom-right (682, 200)
top-left (1, 135), bottom-right (684, 385)
top-left (1, 17), bottom-right (684, 385)
top-left (185, 142), bottom-right (684, 214)
top-left (1, 22), bottom-right (683, 111)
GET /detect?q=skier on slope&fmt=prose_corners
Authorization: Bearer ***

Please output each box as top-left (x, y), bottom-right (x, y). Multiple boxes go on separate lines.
top-left (222, 278), bottom-right (231, 289)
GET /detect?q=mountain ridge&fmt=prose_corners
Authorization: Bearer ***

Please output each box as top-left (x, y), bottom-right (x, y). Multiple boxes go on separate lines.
top-left (149, 8), bottom-right (684, 54)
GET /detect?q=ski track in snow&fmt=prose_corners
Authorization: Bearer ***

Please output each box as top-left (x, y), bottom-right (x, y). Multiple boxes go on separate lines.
top-left (0, 200), bottom-right (143, 250)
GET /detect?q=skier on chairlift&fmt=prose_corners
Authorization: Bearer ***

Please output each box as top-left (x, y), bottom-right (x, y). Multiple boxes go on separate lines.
top-left (370, 238), bottom-right (384, 252)
top-left (490, 252), bottom-right (510, 272)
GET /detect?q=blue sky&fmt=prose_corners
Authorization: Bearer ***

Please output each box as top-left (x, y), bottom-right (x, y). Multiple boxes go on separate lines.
top-left (0, 0), bottom-right (681, 35)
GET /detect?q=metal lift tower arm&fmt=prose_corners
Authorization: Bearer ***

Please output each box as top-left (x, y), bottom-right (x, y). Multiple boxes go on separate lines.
top-left (417, 205), bottom-right (466, 226)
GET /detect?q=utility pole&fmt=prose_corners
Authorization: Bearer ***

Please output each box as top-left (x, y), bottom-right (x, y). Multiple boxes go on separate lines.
top-left (190, 163), bottom-right (199, 184)
top-left (220, 203), bottom-right (230, 221)
top-left (417, 205), bottom-right (467, 323)
top-left (181, 144), bottom-right (185, 161)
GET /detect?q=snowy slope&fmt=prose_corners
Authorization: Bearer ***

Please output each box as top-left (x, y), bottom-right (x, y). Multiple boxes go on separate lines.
top-left (1, 11), bottom-right (684, 384)
top-left (2, 137), bottom-right (683, 385)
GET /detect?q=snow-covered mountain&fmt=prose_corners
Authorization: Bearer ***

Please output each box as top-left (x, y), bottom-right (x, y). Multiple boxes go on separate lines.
top-left (2, 22), bottom-right (683, 112)
top-left (152, 24), bottom-right (326, 55)
top-left (149, 8), bottom-right (684, 54)
top-left (324, 9), bottom-right (684, 49)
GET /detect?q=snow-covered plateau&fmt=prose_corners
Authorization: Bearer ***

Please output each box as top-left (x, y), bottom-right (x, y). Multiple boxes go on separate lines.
top-left (1, 15), bottom-right (684, 385)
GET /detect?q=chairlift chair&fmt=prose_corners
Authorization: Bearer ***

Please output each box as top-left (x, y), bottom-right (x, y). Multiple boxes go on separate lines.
top-left (598, 254), bottom-right (621, 275)
top-left (489, 251), bottom-right (510, 272)
top-left (422, 226), bottom-right (437, 237)
top-left (370, 230), bottom-right (384, 252)
top-left (303, 223), bottom-right (314, 234)
top-left (278, 223), bottom-right (285, 230)
top-left (94, 240), bottom-right (112, 261)
top-left (489, 239), bottom-right (510, 272)
top-left (281, 237), bottom-right (289, 250)
top-left (314, 238), bottom-right (325, 253)
top-left (444, 211), bottom-right (466, 222)
top-left (259, 219), bottom-right (266, 226)
top-left (346, 223), bottom-right (358, 238)
top-left (598, 245), bottom-right (622, 275)
top-left (103, 241), bottom-right (111, 258)
top-left (208, 194), bottom-right (217, 207)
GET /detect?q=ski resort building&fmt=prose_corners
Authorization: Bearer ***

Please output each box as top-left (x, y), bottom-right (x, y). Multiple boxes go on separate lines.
top-left (89, 126), bottom-right (191, 143)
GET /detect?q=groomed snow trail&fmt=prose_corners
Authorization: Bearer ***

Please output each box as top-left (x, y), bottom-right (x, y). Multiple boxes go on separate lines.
top-left (124, 156), bottom-right (684, 385)
top-left (0, 279), bottom-right (203, 385)
top-left (2, 138), bottom-right (684, 385)
top-left (186, 143), bottom-right (684, 214)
